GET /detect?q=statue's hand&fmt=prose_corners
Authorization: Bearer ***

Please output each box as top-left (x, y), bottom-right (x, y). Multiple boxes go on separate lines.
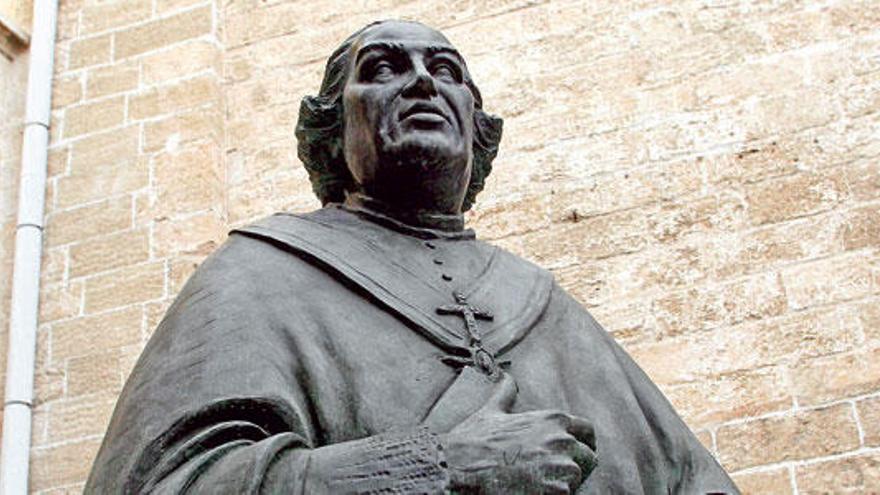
top-left (441, 373), bottom-right (598, 494)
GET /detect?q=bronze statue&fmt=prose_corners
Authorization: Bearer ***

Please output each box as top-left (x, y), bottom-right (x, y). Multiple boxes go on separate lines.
top-left (86, 20), bottom-right (739, 493)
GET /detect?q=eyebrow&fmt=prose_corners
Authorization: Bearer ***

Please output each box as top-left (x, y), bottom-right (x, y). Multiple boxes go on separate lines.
top-left (354, 41), bottom-right (465, 66)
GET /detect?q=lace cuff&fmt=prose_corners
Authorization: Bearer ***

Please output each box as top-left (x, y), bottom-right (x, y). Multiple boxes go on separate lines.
top-left (308, 428), bottom-right (449, 494)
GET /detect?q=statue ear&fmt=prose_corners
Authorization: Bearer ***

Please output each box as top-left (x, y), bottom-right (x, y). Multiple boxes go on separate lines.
top-left (295, 96), bottom-right (352, 205)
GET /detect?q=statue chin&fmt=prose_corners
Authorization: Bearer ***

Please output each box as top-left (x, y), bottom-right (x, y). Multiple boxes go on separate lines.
top-left (379, 132), bottom-right (469, 173)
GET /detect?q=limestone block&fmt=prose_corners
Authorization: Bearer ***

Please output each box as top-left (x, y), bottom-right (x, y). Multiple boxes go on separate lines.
top-left (66, 349), bottom-right (124, 397)
top-left (663, 366), bottom-right (790, 428)
top-left (67, 35), bottom-right (111, 70)
top-left (69, 228), bottom-right (150, 278)
top-left (56, 157), bottom-right (148, 209)
top-left (796, 453), bottom-right (880, 495)
top-left (114, 5), bottom-right (213, 59)
top-left (858, 396), bottom-right (880, 447)
top-left (86, 61), bottom-right (139, 99)
top-left (128, 74), bottom-right (219, 121)
top-left (792, 348), bottom-right (880, 406)
top-left (731, 469), bottom-right (793, 495)
top-left (83, 261), bottom-right (165, 313)
top-left (716, 403), bottom-right (860, 471)
top-left (140, 39), bottom-right (220, 85)
top-left (51, 306), bottom-right (142, 364)
top-left (782, 252), bottom-right (876, 310)
top-left (28, 439), bottom-right (102, 492)
top-left (45, 196), bottom-right (132, 247)
top-left (80, 0), bottom-right (152, 35)
top-left (62, 96), bottom-right (125, 139)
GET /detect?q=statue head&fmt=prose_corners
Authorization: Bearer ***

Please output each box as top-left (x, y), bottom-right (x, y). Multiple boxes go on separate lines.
top-left (296, 20), bottom-right (503, 213)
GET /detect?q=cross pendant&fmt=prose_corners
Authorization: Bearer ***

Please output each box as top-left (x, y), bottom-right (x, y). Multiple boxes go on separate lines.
top-left (436, 292), bottom-right (503, 377)
top-left (436, 292), bottom-right (493, 345)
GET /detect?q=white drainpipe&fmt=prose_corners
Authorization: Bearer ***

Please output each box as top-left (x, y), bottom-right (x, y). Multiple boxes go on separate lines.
top-left (1, 0), bottom-right (59, 492)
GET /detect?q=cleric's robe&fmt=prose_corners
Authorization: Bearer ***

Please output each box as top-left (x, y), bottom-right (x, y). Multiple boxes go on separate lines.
top-left (85, 205), bottom-right (739, 494)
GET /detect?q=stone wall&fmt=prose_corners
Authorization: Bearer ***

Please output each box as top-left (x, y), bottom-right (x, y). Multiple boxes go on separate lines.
top-left (3, 0), bottom-right (879, 492)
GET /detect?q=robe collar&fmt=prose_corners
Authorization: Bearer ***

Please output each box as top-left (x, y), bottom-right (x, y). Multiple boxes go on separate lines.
top-left (341, 193), bottom-right (473, 238)
top-left (233, 207), bottom-right (553, 358)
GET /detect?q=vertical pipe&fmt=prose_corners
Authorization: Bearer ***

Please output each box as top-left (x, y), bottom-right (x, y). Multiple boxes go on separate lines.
top-left (1, 0), bottom-right (59, 492)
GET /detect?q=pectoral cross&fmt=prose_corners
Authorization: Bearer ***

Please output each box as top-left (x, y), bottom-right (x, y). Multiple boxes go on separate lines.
top-left (436, 292), bottom-right (505, 379)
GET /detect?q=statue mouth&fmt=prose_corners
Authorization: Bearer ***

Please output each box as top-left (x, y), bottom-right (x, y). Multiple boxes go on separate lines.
top-left (399, 102), bottom-right (449, 125)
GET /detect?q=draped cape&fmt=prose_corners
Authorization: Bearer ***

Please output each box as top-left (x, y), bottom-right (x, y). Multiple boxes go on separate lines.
top-left (85, 206), bottom-right (739, 494)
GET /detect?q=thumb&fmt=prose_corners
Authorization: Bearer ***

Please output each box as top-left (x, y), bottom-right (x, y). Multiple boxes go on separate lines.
top-left (478, 371), bottom-right (518, 414)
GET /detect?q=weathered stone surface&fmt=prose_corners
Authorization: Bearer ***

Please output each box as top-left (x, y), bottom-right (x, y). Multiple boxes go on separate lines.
top-left (66, 349), bottom-right (124, 397)
top-left (128, 74), bottom-right (219, 121)
top-left (38, 281), bottom-right (82, 323)
top-left (29, 439), bottom-right (102, 492)
top-left (664, 366), bottom-right (791, 428)
top-left (40, 246), bottom-right (67, 286)
top-left (710, 212), bottom-right (843, 279)
top-left (69, 126), bottom-right (140, 170)
top-left (62, 96), bottom-right (125, 138)
top-left (857, 298), bottom-right (880, 344)
top-left (46, 393), bottom-right (118, 442)
top-left (46, 146), bottom-right (69, 177)
top-left (45, 196), bottom-right (132, 247)
top-left (631, 307), bottom-right (861, 385)
top-left (840, 204), bottom-right (880, 251)
top-left (86, 61), bottom-right (139, 99)
top-left (716, 404), bottom-right (860, 471)
top-left (56, 157), bottom-right (148, 209)
top-left (83, 262), bottom-right (165, 313)
top-left (140, 40), bottom-right (220, 85)
top-left (143, 106), bottom-right (222, 152)
top-left (652, 272), bottom-right (787, 337)
top-left (149, 142), bottom-right (223, 218)
top-left (731, 469), bottom-right (793, 495)
top-left (796, 453), bottom-right (880, 495)
top-left (858, 396), bottom-right (880, 447)
top-left (51, 306), bottom-right (143, 364)
top-left (67, 35), bottom-right (111, 70)
top-left (153, 212), bottom-right (225, 258)
top-left (51, 73), bottom-right (83, 109)
top-left (782, 252), bottom-right (876, 310)
top-left (792, 348), bottom-right (880, 406)
top-left (69, 229), bottom-right (150, 278)
top-left (745, 169), bottom-right (848, 226)
top-left (80, 0), bottom-right (152, 35)
top-left (114, 6), bottom-right (213, 59)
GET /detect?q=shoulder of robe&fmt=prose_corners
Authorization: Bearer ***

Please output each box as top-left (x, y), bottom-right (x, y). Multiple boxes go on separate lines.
top-left (232, 209), bottom-right (555, 355)
top-left (178, 218), bottom-right (323, 297)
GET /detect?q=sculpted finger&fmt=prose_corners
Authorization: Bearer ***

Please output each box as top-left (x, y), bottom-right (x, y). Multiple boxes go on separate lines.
top-left (542, 479), bottom-right (571, 495)
top-left (545, 456), bottom-right (583, 490)
top-left (571, 440), bottom-right (599, 481)
top-left (566, 416), bottom-right (596, 452)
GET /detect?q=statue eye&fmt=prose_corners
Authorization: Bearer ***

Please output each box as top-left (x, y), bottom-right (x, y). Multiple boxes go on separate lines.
top-left (432, 62), bottom-right (461, 83)
top-left (370, 61), bottom-right (396, 82)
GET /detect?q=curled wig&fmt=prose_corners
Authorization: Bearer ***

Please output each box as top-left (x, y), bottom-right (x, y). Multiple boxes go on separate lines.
top-left (295, 20), bottom-right (504, 211)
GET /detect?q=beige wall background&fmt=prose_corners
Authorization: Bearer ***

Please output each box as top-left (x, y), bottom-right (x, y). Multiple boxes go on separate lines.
top-left (0, 0), bottom-right (877, 492)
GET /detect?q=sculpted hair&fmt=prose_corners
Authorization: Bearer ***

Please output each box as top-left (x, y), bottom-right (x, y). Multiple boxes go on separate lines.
top-left (295, 20), bottom-right (504, 211)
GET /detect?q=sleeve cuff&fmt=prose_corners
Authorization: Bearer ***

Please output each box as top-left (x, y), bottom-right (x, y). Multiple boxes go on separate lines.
top-left (308, 427), bottom-right (450, 493)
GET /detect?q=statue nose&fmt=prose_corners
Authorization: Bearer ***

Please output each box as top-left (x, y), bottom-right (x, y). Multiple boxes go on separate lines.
top-left (402, 65), bottom-right (438, 98)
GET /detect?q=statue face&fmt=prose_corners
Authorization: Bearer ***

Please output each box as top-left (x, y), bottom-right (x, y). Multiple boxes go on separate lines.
top-left (341, 21), bottom-right (476, 212)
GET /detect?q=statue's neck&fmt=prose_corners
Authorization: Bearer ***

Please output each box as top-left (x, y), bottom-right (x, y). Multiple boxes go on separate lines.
top-left (342, 192), bottom-right (470, 237)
